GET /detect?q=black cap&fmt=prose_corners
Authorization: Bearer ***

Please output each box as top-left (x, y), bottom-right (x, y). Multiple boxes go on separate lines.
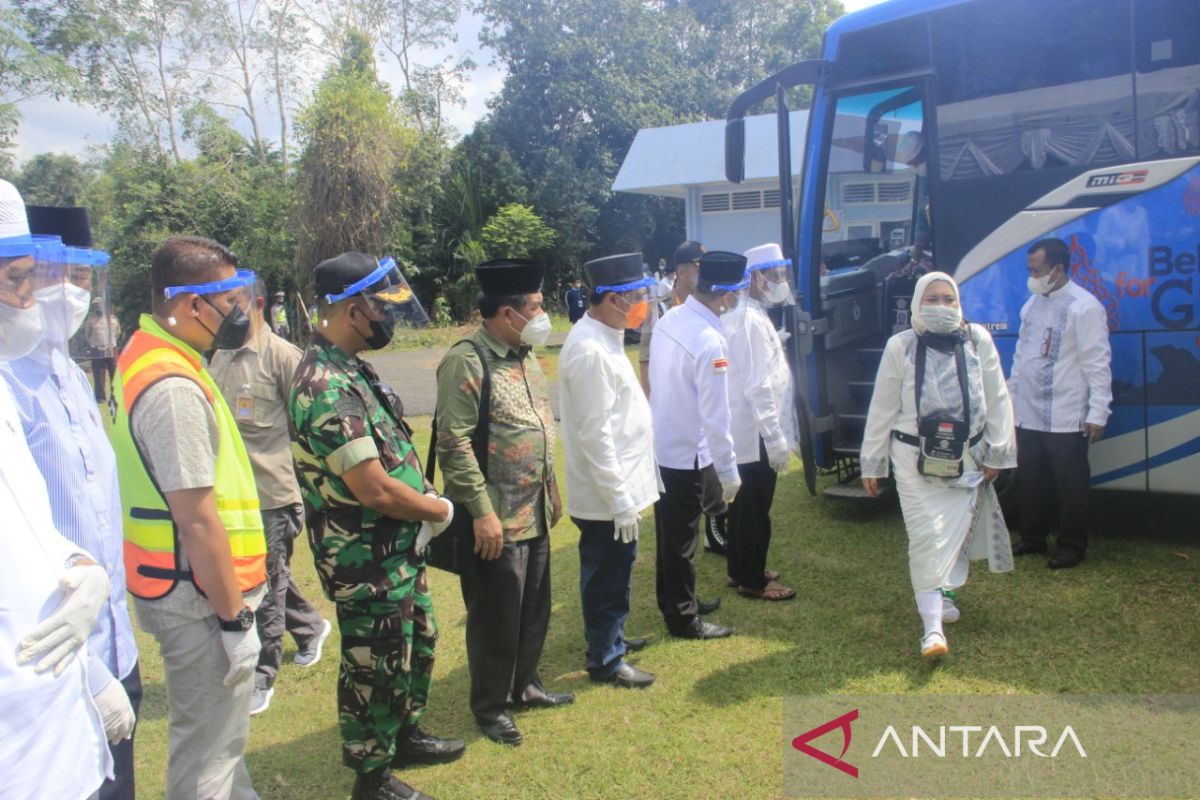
top-left (26, 206), bottom-right (92, 247)
top-left (314, 252), bottom-right (381, 299)
top-left (670, 240), bottom-right (705, 271)
top-left (697, 250), bottom-right (748, 291)
top-left (583, 252), bottom-right (644, 293)
top-left (475, 258), bottom-right (545, 295)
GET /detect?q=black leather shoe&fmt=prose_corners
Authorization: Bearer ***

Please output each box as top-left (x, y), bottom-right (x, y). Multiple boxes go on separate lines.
top-left (669, 618), bottom-right (735, 640)
top-left (1048, 551), bottom-right (1084, 569)
top-left (1012, 539), bottom-right (1048, 556)
top-left (512, 690), bottom-right (575, 710)
top-left (391, 726), bottom-right (466, 767)
top-left (479, 715), bottom-right (523, 746)
top-left (624, 636), bottom-right (648, 653)
top-left (697, 597), bottom-right (721, 615)
top-left (591, 662), bottom-right (655, 689)
top-left (351, 771), bottom-right (434, 800)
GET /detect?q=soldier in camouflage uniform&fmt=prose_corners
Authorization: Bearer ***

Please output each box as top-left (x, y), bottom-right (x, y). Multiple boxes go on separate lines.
top-left (288, 253), bottom-right (463, 800)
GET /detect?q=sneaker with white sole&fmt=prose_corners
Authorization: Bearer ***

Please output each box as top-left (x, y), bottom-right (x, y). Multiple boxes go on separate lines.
top-left (920, 631), bottom-right (949, 658)
top-left (250, 685), bottom-right (275, 716)
top-left (294, 619), bottom-right (333, 667)
top-left (941, 596), bottom-right (960, 624)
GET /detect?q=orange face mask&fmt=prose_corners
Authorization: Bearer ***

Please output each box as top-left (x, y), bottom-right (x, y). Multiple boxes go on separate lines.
top-left (623, 299), bottom-right (649, 330)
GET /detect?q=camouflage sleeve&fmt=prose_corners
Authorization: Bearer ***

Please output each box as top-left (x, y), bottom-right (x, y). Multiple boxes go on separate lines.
top-left (307, 387), bottom-right (380, 476)
top-left (434, 345), bottom-right (493, 519)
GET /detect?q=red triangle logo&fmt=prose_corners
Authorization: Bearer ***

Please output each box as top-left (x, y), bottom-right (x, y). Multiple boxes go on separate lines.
top-left (791, 708), bottom-right (859, 778)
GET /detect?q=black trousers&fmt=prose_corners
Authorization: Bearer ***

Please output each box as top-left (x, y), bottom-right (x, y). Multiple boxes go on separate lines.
top-left (1016, 427), bottom-right (1091, 556)
top-left (459, 535), bottom-right (551, 724)
top-left (98, 662), bottom-right (143, 800)
top-left (654, 465), bottom-right (704, 629)
top-left (726, 440), bottom-right (778, 591)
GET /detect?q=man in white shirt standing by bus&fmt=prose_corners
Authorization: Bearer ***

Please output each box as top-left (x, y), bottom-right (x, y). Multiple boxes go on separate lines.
top-left (1009, 237), bottom-right (1112, 570)
top-left (559, 252), bottom-right (658, 688)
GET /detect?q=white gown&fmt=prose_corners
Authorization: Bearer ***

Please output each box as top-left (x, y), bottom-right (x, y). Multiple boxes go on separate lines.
top-left (860, 325), bottom-right (1018, 593)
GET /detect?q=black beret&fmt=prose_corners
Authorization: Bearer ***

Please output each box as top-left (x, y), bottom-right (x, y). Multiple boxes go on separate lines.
top-left (315, 252), bottom-right (381, 299)
top-left (475, 258), bottom-right (545, 295)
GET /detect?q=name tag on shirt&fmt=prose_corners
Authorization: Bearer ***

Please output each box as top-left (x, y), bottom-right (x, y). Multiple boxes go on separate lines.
top-left (712, 357), bottom-right (728, 374)
top-left (236, 394), bottom-right (254, 419)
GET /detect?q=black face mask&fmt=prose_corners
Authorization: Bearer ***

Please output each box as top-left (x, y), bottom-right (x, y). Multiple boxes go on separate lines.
top-left (353, 299), bottom-right (398, 350)
top-left (201, 296), bottom-right (251, 350)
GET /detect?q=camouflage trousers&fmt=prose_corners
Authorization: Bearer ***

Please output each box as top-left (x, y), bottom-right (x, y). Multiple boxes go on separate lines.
top-left (335, 566), bottom-right (437, 773)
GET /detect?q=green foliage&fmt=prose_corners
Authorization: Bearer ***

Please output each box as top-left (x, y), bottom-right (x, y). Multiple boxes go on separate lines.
top-left (0, 5), bottom-right (79, 171)
top-left (15, 152), bottom-right (93, 205)
top-left (480, 203), bottom-right (555, 260)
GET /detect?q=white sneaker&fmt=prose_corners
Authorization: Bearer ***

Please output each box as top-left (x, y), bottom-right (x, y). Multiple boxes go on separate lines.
top-left (294, 619), bottom-right (333, 667)
top-left (920, 631), bottom-right (949, 658)
top-left (941, 596), bottom-right (960, 624)
top-left (250, 686), bottom-right (275, 716)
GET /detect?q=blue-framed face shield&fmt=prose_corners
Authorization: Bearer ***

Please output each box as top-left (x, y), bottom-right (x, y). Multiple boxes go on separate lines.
top-left (324, 257), bottom-right (430, 342)
top-left (30, 240), bottom-right (101, 353)
top-left (162, 268), bottom-right (258, 351)
top-left (0, 235), bottom-right (44, 362)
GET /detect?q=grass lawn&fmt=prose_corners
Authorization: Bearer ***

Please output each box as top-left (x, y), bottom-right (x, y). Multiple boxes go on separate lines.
top-left (126, 345), bottom-right (1200, 799)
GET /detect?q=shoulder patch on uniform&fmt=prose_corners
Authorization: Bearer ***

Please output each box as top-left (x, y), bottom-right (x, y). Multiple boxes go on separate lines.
top-left (333, 394), bottom-right (367, 420)
top-left (712, 357), bottom-right (728, 374)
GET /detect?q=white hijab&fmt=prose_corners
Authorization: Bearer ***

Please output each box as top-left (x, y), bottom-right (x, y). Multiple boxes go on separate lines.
top-left (910, 270), bottom-right (962, 336)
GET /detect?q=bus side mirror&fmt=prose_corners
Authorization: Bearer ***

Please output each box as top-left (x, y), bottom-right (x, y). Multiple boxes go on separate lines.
top-left (725, 118), bottom-right (746, 184)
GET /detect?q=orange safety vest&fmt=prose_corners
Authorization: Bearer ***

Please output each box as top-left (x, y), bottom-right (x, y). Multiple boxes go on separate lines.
top-left (111, 314), bottom-right (267, 600)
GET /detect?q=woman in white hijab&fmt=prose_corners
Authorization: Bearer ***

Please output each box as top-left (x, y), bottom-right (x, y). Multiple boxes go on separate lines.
top-left (860, 271), bottom-right (1017, 657)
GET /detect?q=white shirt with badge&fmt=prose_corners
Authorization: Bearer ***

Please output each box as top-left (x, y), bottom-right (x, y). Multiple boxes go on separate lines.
top-left (559, 313), bottom-right (658, 520)
top-left (1008, 280), bottom-right (1113, 433)
top-left (649, 295), bottom-right (739, 482)
top-left (725, 298), bottom-right (797, 462)
top-left (0, 382), bottom-right (112, 800)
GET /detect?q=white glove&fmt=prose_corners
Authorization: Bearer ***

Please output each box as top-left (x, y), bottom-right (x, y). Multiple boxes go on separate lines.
top-left (613, 507), bottom-right (640, 544)
top-left (18, 563), bottom-right (111, 676)
top-left (220, 624), bottom-right (261, 687)
top-left (415, 494), bottom-right (455, 552)
top-left (766, 438), bottom-right (792, 474)
top-left (775, 327), bottom-right (791, 344)
top-left (94, 677), bottom-right (136, 744)
top-left (720, 478), bottom-right (742, 505)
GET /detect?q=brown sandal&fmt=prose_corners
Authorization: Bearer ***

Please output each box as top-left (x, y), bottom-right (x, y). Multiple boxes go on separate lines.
top-left (727, 569), bottom-right (781, 589)
top-left (735, 581), bottom-right (796, 601)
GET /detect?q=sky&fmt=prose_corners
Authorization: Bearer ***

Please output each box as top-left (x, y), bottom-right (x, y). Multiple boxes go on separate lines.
top-left (12, 0), bottom-right (887, 163)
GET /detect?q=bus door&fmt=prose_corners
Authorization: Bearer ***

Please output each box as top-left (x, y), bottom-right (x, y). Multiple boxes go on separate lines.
top-left (809, 83), bottom-right (930, 492)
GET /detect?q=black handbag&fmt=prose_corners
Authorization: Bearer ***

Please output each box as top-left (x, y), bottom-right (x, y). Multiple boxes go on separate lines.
top-left (423, 340), bottom-right (490, 575)
top-left (914, 337), bottom-right (972, 479)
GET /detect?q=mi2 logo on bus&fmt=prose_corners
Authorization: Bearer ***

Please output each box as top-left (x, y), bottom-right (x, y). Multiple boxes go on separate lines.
top-left (792, 708), bottom-right (859, 778)
top-left (1086, 169), bottom-right (1148, 188)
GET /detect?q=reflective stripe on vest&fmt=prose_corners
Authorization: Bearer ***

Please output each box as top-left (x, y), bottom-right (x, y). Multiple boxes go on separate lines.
top-left (112, 314), bottom-right (267, 600)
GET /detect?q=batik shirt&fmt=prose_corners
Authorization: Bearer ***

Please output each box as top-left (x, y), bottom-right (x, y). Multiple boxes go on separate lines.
top-left (289, 333), bottom-right (427, 603)
top-left (434, 326), bottom-right (556, 543)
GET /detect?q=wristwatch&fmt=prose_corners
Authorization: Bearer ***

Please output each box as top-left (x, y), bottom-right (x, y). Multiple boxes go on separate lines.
top-left (218, 606), bottom-right (255, 632)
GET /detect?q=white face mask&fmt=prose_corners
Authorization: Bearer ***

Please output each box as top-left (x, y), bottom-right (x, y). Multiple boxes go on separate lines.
top-left (919, 303), bottom-right (962, 334)
top-left (1027, 273), bottom-right (1056, 295)
top-left (35, 283), bottom-right (92, 342)
top-left (514, 309), bottom-right (552, 347)
top-left (0, 302), bottom-right (46, 361)
top-left (763, 278), bottom-right (791, 305)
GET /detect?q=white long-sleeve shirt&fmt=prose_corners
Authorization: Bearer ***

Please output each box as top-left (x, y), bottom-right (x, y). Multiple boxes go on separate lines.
top-left (860, 325), bottom-right (1017, 479)
top-left (1008, 280), bottom-right (1112, 432)
top-left (725, 299), bottom-right (796, 463)
top-left (649, 296), bottom-right (738, 482)
top-left (0, 382), bottom-right (111, 800)
top-left (558, 313), bottom-right (658, 520)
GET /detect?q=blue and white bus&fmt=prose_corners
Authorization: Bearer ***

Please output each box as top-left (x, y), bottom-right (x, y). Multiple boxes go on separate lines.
top-left (725, 0), bottom-right (1200, 496)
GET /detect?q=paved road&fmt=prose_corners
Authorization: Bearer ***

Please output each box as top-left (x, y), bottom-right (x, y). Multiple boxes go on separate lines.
top-left (368, 330), bottom-right (568, 418)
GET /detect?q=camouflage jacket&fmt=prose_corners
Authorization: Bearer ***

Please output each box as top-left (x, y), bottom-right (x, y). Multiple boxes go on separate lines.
top-left (289, 333), bottom-right (428, 603)
top-left (434, 326), bottom-right (556, 543)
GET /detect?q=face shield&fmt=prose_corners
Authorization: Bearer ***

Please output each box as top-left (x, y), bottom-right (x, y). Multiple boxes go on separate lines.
top-left (595, 273), bottom-right (655, 331)
top-left (0, 235), bottom-right (43, 362)
top-left (324, 257), bottom-right (430, 350)
top-left (748, 258), bottom-right (795, 309)
top-left (163, 268), bottom-right (257, 351)
top-left (32, 243), bottom-right (102, 355)
top-left (712, 269), bottom-right (751, 335)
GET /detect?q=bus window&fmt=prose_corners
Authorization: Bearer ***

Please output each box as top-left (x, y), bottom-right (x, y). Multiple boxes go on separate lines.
top-left (931, 0), bottom-right (1134, 180)
top-left (819, 87), bottom-right (925, 272)
top-left (1135, 0), bottom-right (1200, 159)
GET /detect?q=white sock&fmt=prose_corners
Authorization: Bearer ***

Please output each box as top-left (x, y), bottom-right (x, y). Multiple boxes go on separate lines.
top-left (916, 590), bottom-right (944, 638)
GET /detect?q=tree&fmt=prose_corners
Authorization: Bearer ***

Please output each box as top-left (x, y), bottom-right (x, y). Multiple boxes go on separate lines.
top-left (480, 203), bottom-right (555, 260)
top-left (15, 152), bottom-right (94, 205)
top-left (291, 29), bottom-right (419, 296)
top-left (0, 5), bottom-right (79, 172)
